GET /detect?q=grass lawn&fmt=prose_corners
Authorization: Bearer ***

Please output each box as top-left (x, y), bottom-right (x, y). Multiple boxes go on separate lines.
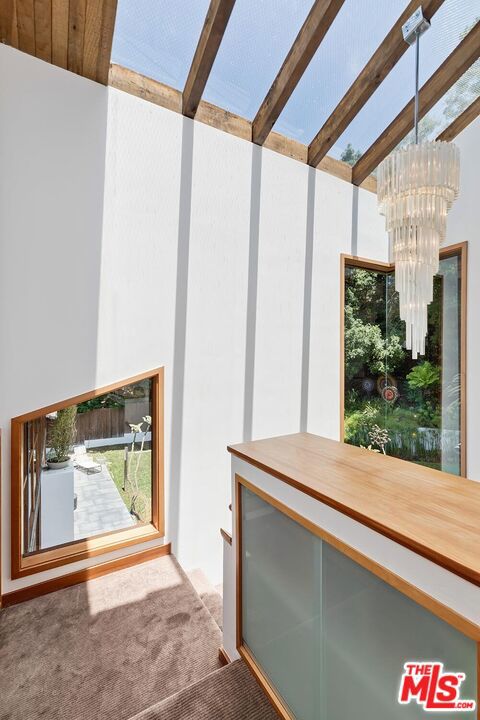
top-left (89, 447), bottom-right (152, 523)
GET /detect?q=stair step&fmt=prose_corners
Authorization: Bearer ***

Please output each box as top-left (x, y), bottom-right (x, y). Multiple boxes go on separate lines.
top-left (128, 660), bottom-right (278, 720)
top-left (187, 569), bottom-right (223, 631)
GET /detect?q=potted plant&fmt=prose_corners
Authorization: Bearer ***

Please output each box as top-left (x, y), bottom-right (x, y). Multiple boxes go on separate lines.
top-left (47, 406), bottom-right (77, 469)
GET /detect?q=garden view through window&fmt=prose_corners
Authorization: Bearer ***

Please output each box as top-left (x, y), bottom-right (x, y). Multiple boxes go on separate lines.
top-left (344, 249), bottom-right (464, 475)
top-left (23, 376), bottom-right (154, 555)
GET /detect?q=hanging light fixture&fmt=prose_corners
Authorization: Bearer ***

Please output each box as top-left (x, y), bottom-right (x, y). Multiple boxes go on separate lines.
top-left (377, 7), bottom-right (460, 359)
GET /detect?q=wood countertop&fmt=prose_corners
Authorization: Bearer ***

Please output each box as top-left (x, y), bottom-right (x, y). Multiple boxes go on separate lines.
top-left (228, 433), bottom-right (480, 587)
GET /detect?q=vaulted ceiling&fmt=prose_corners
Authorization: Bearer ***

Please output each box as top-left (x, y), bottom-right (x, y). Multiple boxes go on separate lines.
top-left (1, 0), bottom-right (479, 188)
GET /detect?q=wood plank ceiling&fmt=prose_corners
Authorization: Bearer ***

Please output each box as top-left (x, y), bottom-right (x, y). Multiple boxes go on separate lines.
top-left (0, 0), bottom-right (117, 84)
top-left (1, 0), bottom-right (480, 187)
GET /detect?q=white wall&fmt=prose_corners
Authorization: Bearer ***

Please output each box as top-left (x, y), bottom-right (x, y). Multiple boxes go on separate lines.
top-left (1, 44), bottom-right (388, 594)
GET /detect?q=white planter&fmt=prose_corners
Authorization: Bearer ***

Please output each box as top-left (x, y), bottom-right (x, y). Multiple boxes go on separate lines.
top-left (40, 466), bottom-right (75, 549)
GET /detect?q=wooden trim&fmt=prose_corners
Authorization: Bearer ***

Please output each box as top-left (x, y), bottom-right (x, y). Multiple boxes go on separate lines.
top-left (263, 131), bottom-right (307, 164)
top-left (308, 0), bottom-right (445, 167)
top-left (340, 244), bottom-right (467, 477)
top-left (182, 0), bottom-right (236, 118)
top-left (235, 474), bottom-right (480, 641)
top-left (317, 154), bottom-right (351, 183)
top-left (109, 64), bottom-right (183, 112)
top-left (239, 644), bottom-right (293, 720)
top-left (2, 542), bottom-right (171, 607)
top-left (108, 64), bottom-right (378, 194)
top-left (220, 527), bottom-right (232, 545)
top-left (437, 96), bottom-right (480, 143)
top-left (341, 252), bottom-right (392, 273)
top-left (459, 242), bottom-right (468, 478)
top-left (235, 475), bottom-right (242, 650)
top-left (352, 22), bottom-right (480, 185)
top-left (252, 0), bottom-right (346, 146)
top-left (218, 646), bottom-right (232, 666)
top-left (11, 368), bottom-right (165, 579)
top-left (12, 367), bottom-right (163, 423)
top-left (196, 99), bottom-right (252, 142)
top-left (339, 256), bottom-right (346, 444)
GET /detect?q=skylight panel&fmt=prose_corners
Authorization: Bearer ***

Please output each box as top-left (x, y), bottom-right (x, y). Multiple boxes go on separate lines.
top-left (334, 0), bottom-right (480, 165)
top-left (112, 0), bottom-right (211, 90)
top-left (202, 0), bottom-right (313, 119)
top-left (274, 0), bottom-right (409, 145)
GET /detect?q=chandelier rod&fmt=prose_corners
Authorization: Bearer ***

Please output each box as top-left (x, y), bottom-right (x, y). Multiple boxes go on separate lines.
top-left (414, 28), bottom-right (420, 144)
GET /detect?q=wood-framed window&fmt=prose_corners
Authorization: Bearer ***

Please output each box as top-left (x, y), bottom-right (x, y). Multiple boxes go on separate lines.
top-left (11, 368), bottom-right (164, 579)
top-left (340, 242), bottom-right (467, 476)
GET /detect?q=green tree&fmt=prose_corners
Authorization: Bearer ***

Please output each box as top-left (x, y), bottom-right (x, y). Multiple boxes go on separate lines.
top-left (340, 143), bottom-right (362, 166)
top-left (344, 268), bottom-right (404, 381)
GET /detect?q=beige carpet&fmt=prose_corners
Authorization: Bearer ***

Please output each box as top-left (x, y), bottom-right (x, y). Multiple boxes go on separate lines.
top-left (0, 555), bottom-right (222, 720)
top-left (187, 569), bottom-right (223, 631)
top-left (129, 660), bottom-right (278, 720)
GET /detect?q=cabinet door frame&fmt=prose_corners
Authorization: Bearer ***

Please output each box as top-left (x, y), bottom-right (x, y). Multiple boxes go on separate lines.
top-left (235, 473), bottom-right (480, 720)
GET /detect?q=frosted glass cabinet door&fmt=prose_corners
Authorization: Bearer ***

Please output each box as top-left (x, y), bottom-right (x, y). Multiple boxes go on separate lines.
top-left (322, 544), bottom-right (477, 720)
top-left (241, 486), bottom-right (324, 720)
top-left (240, 484), bottom-right (477, 720)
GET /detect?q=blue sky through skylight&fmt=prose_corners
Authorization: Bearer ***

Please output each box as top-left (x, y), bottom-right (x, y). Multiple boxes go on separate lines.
top-left (112, 0), bottom-right (480, 162)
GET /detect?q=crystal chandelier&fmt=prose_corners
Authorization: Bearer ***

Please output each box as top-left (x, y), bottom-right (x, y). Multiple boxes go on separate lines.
top-left (377, 8), bottom-right (460, 359)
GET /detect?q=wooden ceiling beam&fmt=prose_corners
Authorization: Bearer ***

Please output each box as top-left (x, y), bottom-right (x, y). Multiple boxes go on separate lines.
top-left (252, 0), bottom-right (345, 146)
top-left (182, 0), bottom-right (236, 118)
top-left (352, 21), bottom-right (480, 186)
top-left (308, 0), bottom-right (445, 168)
top-left (437, 96), bottom-right (480, 142)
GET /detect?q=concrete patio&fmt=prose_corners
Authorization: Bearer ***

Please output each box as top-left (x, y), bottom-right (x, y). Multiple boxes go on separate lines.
top-left (74, 464), bottom-right (134, 540)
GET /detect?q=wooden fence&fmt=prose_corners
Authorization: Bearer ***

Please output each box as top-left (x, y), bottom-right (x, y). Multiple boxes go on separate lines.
top-left (75, 408), bottom-right (125, 442)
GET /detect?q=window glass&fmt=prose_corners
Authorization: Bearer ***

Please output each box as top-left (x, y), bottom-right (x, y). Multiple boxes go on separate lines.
top-left (344, 252), bottom-right (463, 474)
top-left (23, 378), bottom-right (153, 555)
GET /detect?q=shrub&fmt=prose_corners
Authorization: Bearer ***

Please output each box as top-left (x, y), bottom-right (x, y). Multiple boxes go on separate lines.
top-left (406, 361), bottom-right (441, 390)
top-left (48, 406), bottom-right (77, 462)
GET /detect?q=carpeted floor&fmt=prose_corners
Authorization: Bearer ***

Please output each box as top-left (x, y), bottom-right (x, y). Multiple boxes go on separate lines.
top-left (187, 569), bottom-right (223, 631)
top-left (129, 660), bottom-right (278, 720)
top-left (0, 555), bottom-right (222, 720)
